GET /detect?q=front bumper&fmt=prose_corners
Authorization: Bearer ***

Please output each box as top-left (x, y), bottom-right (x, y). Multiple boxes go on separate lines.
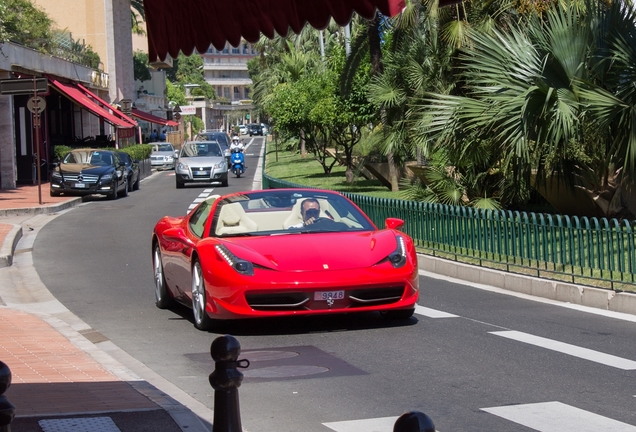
top-left (175, 166), bottom-right (228, 183)
top-left (201, 263), bottom-right (419, 320)
top-left (50, 177), bottom-right (117, 196)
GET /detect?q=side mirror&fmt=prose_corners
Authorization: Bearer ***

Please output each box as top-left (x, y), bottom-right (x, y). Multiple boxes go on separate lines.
top-left (385, 218), bottom-right (404, 230)
top-left (163, 227), bottom-right (195, 247)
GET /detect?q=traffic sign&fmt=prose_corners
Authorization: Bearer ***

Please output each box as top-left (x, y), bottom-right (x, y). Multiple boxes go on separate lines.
top-left (0, 78), bottom-right (48, 95)
top-left (27, 96), bottom-right (46, 114)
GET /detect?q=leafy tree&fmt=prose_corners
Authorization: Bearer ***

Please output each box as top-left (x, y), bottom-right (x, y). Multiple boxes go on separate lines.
top-left (130, 0), bottom-right (145, 36)
top-left (0, 0), bottom-right (52, 49)
top-left (164, 53), bottom-right (215, 100)
top-left (419, 0), bottom-right (636, 217)
top-left (133, 50), bottom-right (152, 82)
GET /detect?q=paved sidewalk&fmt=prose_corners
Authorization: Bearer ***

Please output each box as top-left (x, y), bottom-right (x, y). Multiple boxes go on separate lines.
top-left (0, 183), bottom-right (212, 432)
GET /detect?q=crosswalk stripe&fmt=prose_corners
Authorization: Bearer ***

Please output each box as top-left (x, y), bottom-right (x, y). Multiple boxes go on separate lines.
top-left (323, 416), bottom-right (399, 432)
top-left (415, 305), bottom-right (459, 318)
top-left (482, 401), bottom-right (636, 431)
top-left (490, 330), bottom-right (636, 370)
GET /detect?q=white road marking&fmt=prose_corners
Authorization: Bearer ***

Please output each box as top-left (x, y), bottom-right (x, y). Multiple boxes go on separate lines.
top-left (187, 189), bottom-right (215, 213)
top-left (323, 416), bottom-right (399, 432)
top-left (418, 269), bottom-right (636, 323)
top-left (482, 401), bottom-right (636, 431)
top-left (415, 305), bottom-right (459, 318)
top-left (490, 330), bottom-right (636, 370)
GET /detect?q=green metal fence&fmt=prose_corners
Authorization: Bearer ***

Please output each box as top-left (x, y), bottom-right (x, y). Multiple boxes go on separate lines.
top-left (263, 173), bottom-right (636, 291)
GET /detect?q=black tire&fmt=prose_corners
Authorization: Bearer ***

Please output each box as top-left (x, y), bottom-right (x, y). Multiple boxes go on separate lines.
top-left (380, 308), bottom-right (415, 320)
top-left (221, 175), bottom-right (228, 187)
top-left (176, 178), bottom-right (185, 189)
top-left (107, 184), bottom-right (118, 200)
top-left (133, 175), bottom-right (140, 191)
top-left (118, 178), bottom-right (128, 197)
top-left (153, 245), bottom-right (173, 309)
top-left (191, 260), bottom-right (213, 331)
top-left (50, 190), bottom-right (61, 197)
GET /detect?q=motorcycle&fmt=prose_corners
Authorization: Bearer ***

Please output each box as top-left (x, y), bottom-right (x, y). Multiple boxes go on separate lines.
top-left (230, 147), bottom-right (245, 178)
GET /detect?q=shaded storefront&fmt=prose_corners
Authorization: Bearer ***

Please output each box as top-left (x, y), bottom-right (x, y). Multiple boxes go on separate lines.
top-left (12, 76), bottom-right (136, 185)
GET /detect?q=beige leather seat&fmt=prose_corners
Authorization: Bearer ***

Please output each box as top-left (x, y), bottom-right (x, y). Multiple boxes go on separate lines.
top-left (282, 198), bottom-right (340, 229)
top-left (215, 202), bottom-right (258, 235)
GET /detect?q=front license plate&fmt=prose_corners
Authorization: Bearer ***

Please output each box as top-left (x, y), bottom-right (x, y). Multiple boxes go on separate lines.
top-left (195, 171), bottom-right (207, 175)
top-left (74, 182), bottom-right (86, 188)
top-left (314, 290), bottom-right (345, 301)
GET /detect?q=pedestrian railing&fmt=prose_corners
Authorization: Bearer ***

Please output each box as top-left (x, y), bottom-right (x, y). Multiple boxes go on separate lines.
top-left (262, 173), bottom-right (636, 291)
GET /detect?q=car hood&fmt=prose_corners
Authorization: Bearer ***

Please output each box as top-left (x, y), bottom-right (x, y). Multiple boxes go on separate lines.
top-left (179, 156), bottom-right (225, 166)
top-left (58, 164), bottom-right (113, 175)
top-left (215, 230), bottom-right (398, 272)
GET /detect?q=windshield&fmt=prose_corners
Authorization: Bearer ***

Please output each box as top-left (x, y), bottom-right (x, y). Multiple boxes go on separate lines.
top-left (63, 150), bottom-right (114, 166)
top-left (153, 144), bottom-right (174, 152)
top-left (210, 190), bottom-right (375, 237)
top-left (181, 142), bottom-right (223, 157)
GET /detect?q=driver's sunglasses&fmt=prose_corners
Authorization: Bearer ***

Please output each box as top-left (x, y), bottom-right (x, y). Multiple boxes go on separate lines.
top-left (305, 208), bottom-right (320, 219)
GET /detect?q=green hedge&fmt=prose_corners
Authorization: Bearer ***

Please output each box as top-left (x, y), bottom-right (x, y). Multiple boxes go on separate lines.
top-left (52, 144), bottom-right (152, 161)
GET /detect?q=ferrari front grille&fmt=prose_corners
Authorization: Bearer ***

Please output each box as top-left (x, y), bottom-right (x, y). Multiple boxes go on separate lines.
top-left (348, 286), bottom-right (404, 306)
top-left (246, 293), bottom-right (309, 310)
top-left (246, 285), bottom-right (405, 311)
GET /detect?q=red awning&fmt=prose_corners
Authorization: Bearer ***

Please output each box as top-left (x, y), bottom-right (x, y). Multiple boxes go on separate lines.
top-left (76, 83), bottom-right (138, 125)
top-left (49, 78), bottom-right (136, 129)
top-left (143, 0), bottom-right (406, 62)
top-left (132, 108), bottom-right (179, 127)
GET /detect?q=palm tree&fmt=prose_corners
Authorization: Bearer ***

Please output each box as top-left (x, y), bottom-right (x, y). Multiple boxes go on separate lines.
top-left (419, 0), bottom-right (636, 217)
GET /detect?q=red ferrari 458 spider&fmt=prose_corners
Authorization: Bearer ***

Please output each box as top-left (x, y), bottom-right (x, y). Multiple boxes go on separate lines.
top-left (152, 188), bottom-right (419, 330)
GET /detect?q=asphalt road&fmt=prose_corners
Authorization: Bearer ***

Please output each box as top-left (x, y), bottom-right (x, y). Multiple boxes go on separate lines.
top-left (31, 137), bottom-right (636, 431)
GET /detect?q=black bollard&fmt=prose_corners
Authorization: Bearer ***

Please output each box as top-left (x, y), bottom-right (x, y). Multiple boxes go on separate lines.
top-left (393, 411), bottom-right (436, 432)
top-left (208, 335), bottom-right (250, 432)
top-left (0, 361), bottom-right (15, 432)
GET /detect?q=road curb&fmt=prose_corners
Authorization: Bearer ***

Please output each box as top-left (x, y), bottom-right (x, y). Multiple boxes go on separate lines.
top-left (417, 254), bottom-right (636, 316)
top-left (0, 197), bottom-right (82, 217)
top-left (0, 224), bottom-right (21, 268)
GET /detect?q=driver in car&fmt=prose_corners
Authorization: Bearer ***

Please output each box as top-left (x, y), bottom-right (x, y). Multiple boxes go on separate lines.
top-left (289, 198), bottom-right (322, 228)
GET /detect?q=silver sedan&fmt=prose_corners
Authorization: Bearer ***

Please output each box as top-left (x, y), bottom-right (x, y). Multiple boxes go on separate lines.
top-left (175, 141), bottom-right (229, 188)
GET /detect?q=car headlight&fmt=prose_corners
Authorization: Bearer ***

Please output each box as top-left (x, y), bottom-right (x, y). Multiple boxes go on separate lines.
top-left (177, 163), bottom-right (188, 170)
top-left (167, 156), bottom-right (174, 162)
top-left (101, 173), bottom-right (113, 181)
top-left (387, 235), bottom-right (407, 268)
top-left (215, 244), bottom-right (254, 276)
top-left (52, 172), bottom-right (62, 180)
top-left (214, 161), bottom-right (226, 169)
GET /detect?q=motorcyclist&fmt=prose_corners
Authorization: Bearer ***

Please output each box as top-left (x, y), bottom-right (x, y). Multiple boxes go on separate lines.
top-left (230, 136), bottom-right (244, 152)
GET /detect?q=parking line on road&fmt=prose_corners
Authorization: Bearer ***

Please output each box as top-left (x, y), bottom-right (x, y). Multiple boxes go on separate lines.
top-left (323, 416), bottom-right (398, 432)
top-left (415, 305), bottom-right (459, 318)
top-left (482, 401), bottom-right (636, 431)
top-left (490, 330), bottom-right (636, 370)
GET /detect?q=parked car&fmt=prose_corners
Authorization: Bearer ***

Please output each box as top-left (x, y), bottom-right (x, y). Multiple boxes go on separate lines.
top-left (150, 142), bottom-right (177, 170)
top-left (151, 188), bottom-right (418, 330)
top-left (175, 141), bottom-right (229, 188)
top-left (196, 131), bottom-right (231, 161)
top-left (50, 149), bottom-right (129, 199)
top-left (247, 123), bottom-right (263, 136)
top-left (260, 123), bottom-right (269, 135)
top-left (239, 125), bottom-right (247, 135)
top-left (116, 151), bottom-right (140, 191)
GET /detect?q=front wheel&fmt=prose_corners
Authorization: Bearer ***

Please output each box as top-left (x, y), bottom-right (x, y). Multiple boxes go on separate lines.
top-left (191, 260), bottom-right (213, 331)
top-left (153, 245), bottom-right (173, 309)
top-left (176, 178), bottom-right (185, 189)
top-left (118, 179), bottom-right (128, 197)
top-left (50, 190), bottom-right (61, 197)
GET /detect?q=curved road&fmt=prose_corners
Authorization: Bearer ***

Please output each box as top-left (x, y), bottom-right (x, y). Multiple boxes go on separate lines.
top-left (31, 137), bottom-right (636, 431)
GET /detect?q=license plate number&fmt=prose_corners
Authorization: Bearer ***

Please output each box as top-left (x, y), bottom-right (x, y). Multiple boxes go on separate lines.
top-left (74, 182), bottom-right (86, 188)
top-left (314, 290), bottom-right (344, 301)
top-left (195, 171), bottom-right (207, 175)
